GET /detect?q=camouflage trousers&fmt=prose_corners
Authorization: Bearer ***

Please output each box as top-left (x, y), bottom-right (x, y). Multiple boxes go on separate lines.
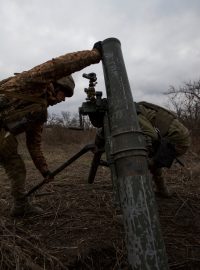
top-left (0, 128), bottom-right (26, 200)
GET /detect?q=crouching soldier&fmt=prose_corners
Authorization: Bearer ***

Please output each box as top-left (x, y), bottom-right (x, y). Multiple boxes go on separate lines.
top-left (0, 43), bottom-right (102, 217)
top-left (93, 100), bottom-right (190, 198)
top-left (136, 101), bottom-right (190, 197)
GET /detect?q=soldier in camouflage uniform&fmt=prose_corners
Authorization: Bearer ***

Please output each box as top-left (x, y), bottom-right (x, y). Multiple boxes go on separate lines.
top-left (137, 101), bottom-right (190, 197)
top-left (0, 42), bottom-right (102, 217)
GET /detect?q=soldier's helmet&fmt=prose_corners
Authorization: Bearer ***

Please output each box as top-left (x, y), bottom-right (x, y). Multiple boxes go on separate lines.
top-left (56, 75), bottom-right (75, 97)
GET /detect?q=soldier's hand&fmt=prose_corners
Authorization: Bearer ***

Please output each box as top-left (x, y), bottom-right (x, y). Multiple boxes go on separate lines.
top-left (42, 170), bottom-right (54, 182)
top-left (93, 41), bottom-right (102, 56)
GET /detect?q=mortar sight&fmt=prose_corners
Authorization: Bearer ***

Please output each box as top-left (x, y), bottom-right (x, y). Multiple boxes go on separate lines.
top-left (82, 72), bottom-right (97, 82)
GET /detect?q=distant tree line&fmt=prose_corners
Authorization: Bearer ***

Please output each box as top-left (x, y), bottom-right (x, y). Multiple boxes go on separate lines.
top-left (47, 111), bottom-right (93, 130)
top-left (165, 79), bottom-right (200, 135)
top-left (47, 78), bottom-right (200, 135)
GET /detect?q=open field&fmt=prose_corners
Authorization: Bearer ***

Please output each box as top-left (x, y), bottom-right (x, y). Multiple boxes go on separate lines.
top-left (0, 128), bottom-right (199, 269)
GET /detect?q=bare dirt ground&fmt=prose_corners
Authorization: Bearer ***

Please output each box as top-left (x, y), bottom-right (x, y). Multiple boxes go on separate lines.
top-left (0, 130), bottom-right (200, 270)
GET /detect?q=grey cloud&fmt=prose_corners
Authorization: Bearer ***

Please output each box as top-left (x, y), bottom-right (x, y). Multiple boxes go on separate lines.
top-left (1, 0), bottom-right (200, 113)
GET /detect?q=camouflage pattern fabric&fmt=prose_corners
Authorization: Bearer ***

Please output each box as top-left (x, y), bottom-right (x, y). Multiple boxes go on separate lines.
top-left (0, 128), bottom-right (26, 199)
top-left (0, 49), bottom-right (100, 132)
top-left (138, 101), bottom-right (176, 136)
top-left (0, 48), bottom-right (101, 202)
top-left (137, 103), bottom-right (190, 157)
top-left (0, 122), bottom-right (48, 200)
top-left (138, 114), bottom-right (158, 142)
top-left (0, 49), bottom-right (101, 99)
top-left (167, 119), bottom-right (190, 156)
top-left (136, 102), bottom-right (190, 197)
top-left (25, 121), bottom-right (48, 176)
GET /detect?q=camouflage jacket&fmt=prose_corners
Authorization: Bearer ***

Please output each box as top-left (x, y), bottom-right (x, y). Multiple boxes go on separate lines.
top-left (25, 119), bottom-right (48, 176)
top-left (137, 102), bottom-right (190, 156)
top-left (0, 48), bottom-right (101, 176)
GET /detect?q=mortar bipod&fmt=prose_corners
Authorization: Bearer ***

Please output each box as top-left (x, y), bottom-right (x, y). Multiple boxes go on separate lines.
top-left (87, 128), bottom-right (109, 184)
top-left (25, 144), bottom-right (97, 198)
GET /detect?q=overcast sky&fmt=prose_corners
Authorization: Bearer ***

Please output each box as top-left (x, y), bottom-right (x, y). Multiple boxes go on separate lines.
top-left (1, 0), bottom-right (200, 116)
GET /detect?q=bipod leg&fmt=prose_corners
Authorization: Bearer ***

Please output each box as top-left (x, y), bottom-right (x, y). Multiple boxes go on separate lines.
top-left (24, 144), bottom-right (95, 198)
top-left (99, 160), bottom-right (109, 167)
top-left (88, 150), bottom-right (104, 184)
top-left (88, 129), bottom-right (105, 184)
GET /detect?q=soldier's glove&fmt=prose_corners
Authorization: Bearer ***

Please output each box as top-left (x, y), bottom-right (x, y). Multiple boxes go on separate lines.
top-left (153, 138), bottom-right (176, 168)
top-left (42, 170), bottom-right (54, 182)
top-left (93, 41), bottom-right (103, 56)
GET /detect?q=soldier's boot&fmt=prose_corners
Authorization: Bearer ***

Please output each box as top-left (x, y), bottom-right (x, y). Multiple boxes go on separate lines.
top-left (154, 176), bottom-right (171, 198)
top-left (11, 198), bottom-right (43, 217)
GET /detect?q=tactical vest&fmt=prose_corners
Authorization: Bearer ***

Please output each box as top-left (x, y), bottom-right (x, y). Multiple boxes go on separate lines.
top-left (136, 101), bottom-right (177, 136)
top-left (0, 94), bottom-right (47, 135)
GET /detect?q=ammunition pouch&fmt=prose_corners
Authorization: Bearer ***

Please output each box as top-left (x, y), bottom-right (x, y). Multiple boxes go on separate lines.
top-left (5, 109), bottom-right (47, 135)
top-left (0, 91), bottom-right (47, 133)
top-left (6, 117), bottom-right (29, 135)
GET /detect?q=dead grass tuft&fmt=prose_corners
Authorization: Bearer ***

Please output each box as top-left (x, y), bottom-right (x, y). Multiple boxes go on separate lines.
top-left (43, 126), bottom-right (96, 146)
top-left (0, 131), bottom-right (199, 269)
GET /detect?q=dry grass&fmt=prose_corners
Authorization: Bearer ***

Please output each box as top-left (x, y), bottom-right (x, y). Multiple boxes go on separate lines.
top-left (42, 126), bottom-right (96, 147)
top-left (0, 127), bottom-right (199, 269)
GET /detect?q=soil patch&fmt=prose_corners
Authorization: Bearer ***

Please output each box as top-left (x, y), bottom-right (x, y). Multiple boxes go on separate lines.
top-left (0, 141), bottom-right (199, 269)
